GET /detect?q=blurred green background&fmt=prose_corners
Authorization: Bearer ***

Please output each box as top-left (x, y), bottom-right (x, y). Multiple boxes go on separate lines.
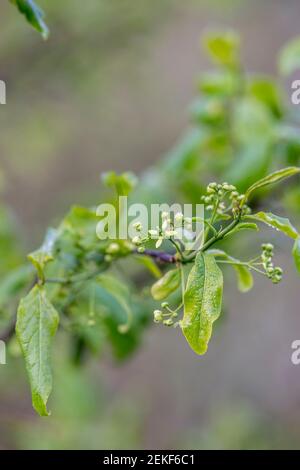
top-left (1, 0), bottom-right (300, 450)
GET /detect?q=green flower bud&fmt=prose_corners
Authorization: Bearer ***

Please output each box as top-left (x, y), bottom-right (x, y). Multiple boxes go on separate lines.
top-left (106, 243), bottom-right (120, 254)
top-left (163, 319), bottom-right (174, 327)
top-left (132, 236), bottom-right (142, 245)
top-left (207, 187), bottom-right (216, 194)
top-left (153, 309), bottom-right (163, 323)
top-left (133, 221), bottom-right (142, 232)
top-left (265, 243), bottom-right (274, 251)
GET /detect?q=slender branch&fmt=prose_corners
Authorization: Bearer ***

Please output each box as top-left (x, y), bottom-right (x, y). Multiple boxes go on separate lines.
top-left (134, 249), bottom-right (177, 264)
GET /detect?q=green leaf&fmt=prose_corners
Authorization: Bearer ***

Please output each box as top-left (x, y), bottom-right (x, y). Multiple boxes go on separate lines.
top-left (0, 265), bottom-right (33, 309)
top-left (151, 268), bottom-right (181, 301)
top-left (16, 285), bottom-right (59, 416)
top-left (60, 205), bottom-right (99, 251)
top-left (233, 265), bottom-right (253, 293)
top-left (203, 30), bottom-right (240, 68)
top-left (134, 255), bottom-right (162, 279)
top-left (28, 228), bottom-right (58, 282)
top-left (248, 77), bottom-right (283, 117)
top-left (225, 141), bottom-right (273, 192)
top-left (85, 280), bottom-right (148, 361)
top-left (244, 167), bottom-right (300, 201)
top-left (96, 274), bottom-right (132, 333)
top-left (10, 0), bottom-right (49, 39)
top-left (279, 36), bottom-right (300, 75)
top-left (198, 71), bottom-right (239, 97)
top-left (102, 171), bottom-right (137, 196)
top-left (248, 211), bottom-right (299, 239)
top-left (182, 253), bottom-right (223, 355)
top-left (232, 98), bottom-right (275, 145)
top-left (226, 222), bottom-right (258, 237)
top-left (190, 98), bottom-right (225, 126)
top-left (292, 237), bottom-right (300, 274)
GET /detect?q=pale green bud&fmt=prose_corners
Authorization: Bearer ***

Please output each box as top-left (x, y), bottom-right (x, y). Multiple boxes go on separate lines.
top-left (132, 236), bottom-right (142, 245)
top-left (153, 309), bottom-right (163, 323)
top-left (106, 243), bottom-right (120, 254)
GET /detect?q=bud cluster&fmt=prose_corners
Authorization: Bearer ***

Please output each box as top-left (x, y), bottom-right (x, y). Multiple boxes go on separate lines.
top-left (201, 182), bottom-right (251, 217)
top-left (130, 211), bottom-right (192, 251)
top-left (261, 243), bottom-right (283, 284)
top-left (153, 302), bottom-right (179, 327)
top-left (104, 241), bottom-right (133, 262)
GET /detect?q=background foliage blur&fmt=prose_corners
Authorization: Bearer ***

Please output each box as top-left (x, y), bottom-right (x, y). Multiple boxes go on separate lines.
top-left (1, 0), bottom-right (300, 449)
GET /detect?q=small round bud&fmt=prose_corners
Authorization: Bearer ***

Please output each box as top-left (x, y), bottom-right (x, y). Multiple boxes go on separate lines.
top-left (265, 243), bottom-right (274, 251)
top-left (163, 319), bottom-right (174, 327)
top-left (106, 243), bottom-right (120, 254)
top-left (132, 236), bottom-right (142, 245)
top-left (148, 229), bottom-right (158, 237)
top-left (104, 254), bottom-right (112, 262)
top-left (207, 187), bottom-right (215, 194)
top-left (153, 310), bottom-right (163, 323)
top-left (137, 246), bottom-right (145, 253)
top-left (133, 221), bottom-right (142, 231)
top-left (165, 229), bottom-right (176, 237)
top-left (175, 212), bottom-right (183, 223)
top-left (161, 211), bottom-right (169, 220)
top-left (161, 302), bottom-right (169, 309)
top-left (274, 267), bottom-right (283, 275)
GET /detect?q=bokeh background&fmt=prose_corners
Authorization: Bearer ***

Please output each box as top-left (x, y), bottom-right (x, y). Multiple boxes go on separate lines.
top-left (1, 0), bottom-right (300, 449)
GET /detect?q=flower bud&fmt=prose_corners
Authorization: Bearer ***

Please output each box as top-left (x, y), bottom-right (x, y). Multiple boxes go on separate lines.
top-left (106, 243), bottom-right (120, 254)
top-left (132, 236), bottom-right (142, 245)
top-left (153, 310), bottom-right (163, 323)
top-left (133, 221), bottom-right (142, 231)
top-left (175, 212), bottom-right (183, 223)
top-left (148, 229), bottom-right (158, 237)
